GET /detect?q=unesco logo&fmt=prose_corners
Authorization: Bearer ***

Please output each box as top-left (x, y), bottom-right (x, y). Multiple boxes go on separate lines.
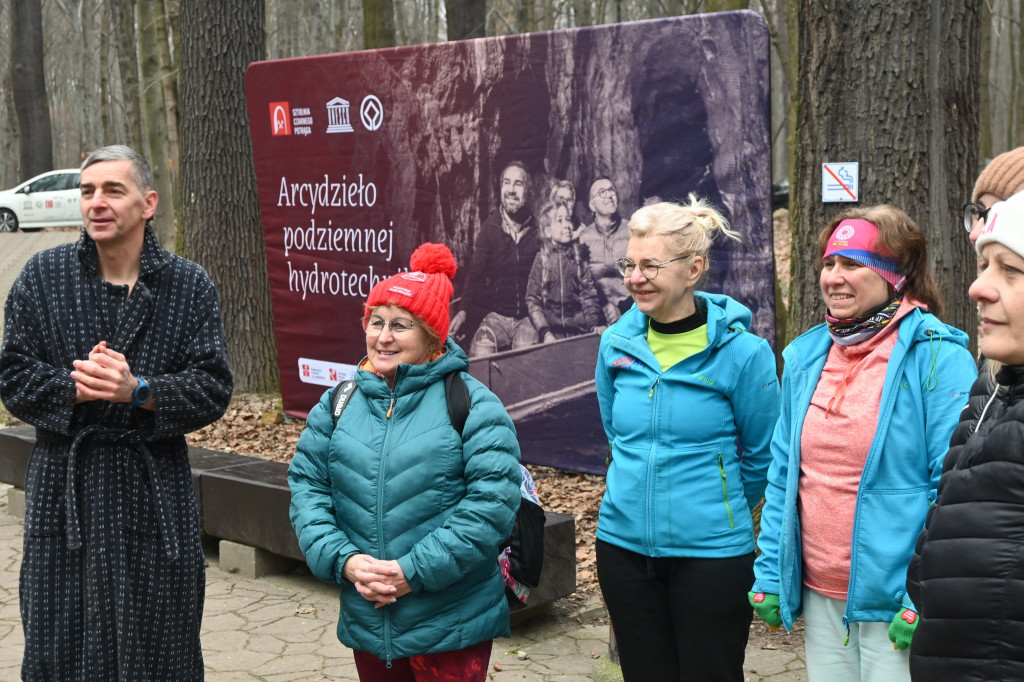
top-left (360, 95), bottom-right (383, 131)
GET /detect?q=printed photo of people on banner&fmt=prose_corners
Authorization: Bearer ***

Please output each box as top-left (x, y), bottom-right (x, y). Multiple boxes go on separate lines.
top-left (245, 10), bottom-right (773, 473)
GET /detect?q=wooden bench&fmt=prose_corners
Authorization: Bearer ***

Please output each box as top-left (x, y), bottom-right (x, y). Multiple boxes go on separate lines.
top-left (0, 426), bottom-right (576, 621)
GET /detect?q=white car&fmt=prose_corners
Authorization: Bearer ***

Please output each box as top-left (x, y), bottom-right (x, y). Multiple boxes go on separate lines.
top-left (0, 169), bottom-right (83, 232)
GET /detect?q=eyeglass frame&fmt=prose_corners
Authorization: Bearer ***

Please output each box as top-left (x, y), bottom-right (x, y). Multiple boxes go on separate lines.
top-left (593, 185), bottom-right (617, 200)
top-left (962, 201), bottom-right (992, 234)
top-left (363, 314), bottom-right (424, 335)
top-left (614, 254), bottom-right (692, 280)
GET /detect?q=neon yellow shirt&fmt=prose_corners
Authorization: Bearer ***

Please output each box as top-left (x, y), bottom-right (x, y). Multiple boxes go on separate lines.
top-left (647, 322), bottom-right (708, 372)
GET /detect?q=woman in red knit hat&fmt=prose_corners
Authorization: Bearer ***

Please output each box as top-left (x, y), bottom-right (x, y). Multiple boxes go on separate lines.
top-left (288, 243), bottom-right (522, 681)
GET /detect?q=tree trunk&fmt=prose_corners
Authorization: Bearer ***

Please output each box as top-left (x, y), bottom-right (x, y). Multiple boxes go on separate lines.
top-left (110, 0), bottom-right (143, 150)
top-left (1013, 0), bottom-right (1023, 146)
top-left (363, 0), bottom-right (396, 48)
top-left (445, 0), bottom-right (485, 40)
top-left (790, 1), bottom-right (982, 352)
top-left (573, 0), bottom-right (591, 26)
top-left (11, 0), bottom-right (53, 178)
top-left (139, 0), bottom-right (176, 250)
top-left (978, 0), bottom-right (992, 161)
top-left (157, 0), bottom-right (182, 240)
top-left (0, 6), bottom-right (19, 183)
top-left (179, 0), bottom-right (278, 392)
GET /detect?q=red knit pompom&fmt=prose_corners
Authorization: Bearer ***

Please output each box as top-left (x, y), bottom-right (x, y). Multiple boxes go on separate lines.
top-left (409, 242), bottom-right (457, 280)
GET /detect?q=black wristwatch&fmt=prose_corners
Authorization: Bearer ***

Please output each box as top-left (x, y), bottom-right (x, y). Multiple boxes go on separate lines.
top-left (132, 377), bottom-right (151, 407)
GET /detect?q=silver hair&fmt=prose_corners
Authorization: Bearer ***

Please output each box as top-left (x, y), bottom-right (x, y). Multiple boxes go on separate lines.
top-left (81, 145), bottom-right (154, 193)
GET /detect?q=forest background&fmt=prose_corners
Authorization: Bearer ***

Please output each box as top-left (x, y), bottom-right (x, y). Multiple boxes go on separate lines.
top-left (1, 0), bottom-right (1023, 394)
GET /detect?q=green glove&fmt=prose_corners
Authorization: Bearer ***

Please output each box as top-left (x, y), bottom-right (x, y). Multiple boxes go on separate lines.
top-left (748, 591), bottom-right (783, 629)
top-left (888, 607), bottom-right (918, 650)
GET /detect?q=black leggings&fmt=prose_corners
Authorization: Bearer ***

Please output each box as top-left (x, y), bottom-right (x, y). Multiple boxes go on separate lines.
top-left (596, 540), bottom-right (754, 682)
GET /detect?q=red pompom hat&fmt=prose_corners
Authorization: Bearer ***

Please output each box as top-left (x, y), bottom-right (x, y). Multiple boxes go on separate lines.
top-left (364, 243), bottom-right (458, 342)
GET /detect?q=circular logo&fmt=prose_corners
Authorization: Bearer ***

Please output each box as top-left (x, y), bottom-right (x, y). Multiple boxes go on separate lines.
top-left (360, 95), bottom-right (383, 131)
top-left (836, 224), bottom-right (855, 240)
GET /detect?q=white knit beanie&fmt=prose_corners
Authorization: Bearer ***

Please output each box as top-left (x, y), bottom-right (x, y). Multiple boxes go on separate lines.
top-left (976, 190), bottom-right (1024, 258)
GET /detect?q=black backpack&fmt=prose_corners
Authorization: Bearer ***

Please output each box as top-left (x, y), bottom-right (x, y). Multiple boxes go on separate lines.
top-left (329, 372), bottom-right (545, 588)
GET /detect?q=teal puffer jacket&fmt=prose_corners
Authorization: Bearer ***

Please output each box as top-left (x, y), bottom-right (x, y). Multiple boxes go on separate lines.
top-left (288, 340), bottom-right (521, 662)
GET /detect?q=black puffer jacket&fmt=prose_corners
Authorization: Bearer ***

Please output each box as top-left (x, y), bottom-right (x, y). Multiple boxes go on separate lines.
top-left (908, 365), bottom-right (1024, 681)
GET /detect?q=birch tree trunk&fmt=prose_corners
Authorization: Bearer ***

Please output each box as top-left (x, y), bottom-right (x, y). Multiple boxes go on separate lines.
top-left (179, 0), bottom-right (278, 391)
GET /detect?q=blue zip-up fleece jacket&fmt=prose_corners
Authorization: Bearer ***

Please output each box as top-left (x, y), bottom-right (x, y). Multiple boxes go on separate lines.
top-left (595, 292), bottom-right (780, 557)
top-left (752, 309), bottom-right (977, 632)
top-left (288, 340), bottom-right (522, 662)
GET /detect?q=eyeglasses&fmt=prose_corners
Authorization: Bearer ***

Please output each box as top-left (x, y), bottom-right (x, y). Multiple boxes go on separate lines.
top-left (363, 315), bottom-right (422, 335)
top-left (962, 202), bottom-right (992, 233)
top-left (614, 254), bottom-right (692, 279)
top-left (593, 186), bottom-right (616, 199)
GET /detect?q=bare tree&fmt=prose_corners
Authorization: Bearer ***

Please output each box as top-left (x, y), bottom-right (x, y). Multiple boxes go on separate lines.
top-left (788, 1), bottom-right (982, 349)
top-left (364, 0), bottom-right (396, 47)
top-left (109, 0), bottom-right (144, 150)
top-left (446, 0), bottom-right (486, 38)
top-left (0, 0), bottom-right (20, 185)
top-left (139, 0), bottom-right (177, 249)
top-left (11, 0), bottom-right (53, 178)
top-left (179, 0), bottom-right (277, 391)
top-left (157, 0), bottom-right (181, 234)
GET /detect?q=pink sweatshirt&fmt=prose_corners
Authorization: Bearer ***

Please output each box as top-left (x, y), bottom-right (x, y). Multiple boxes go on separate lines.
top-left (798, 301), bottom-right (918, 599)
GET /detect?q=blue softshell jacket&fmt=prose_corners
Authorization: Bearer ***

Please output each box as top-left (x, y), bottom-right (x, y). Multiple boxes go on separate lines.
top-left (595, 292), bottom-right (781, 557)
top-left (752, 309), bottom-right (978, 631)
top-left (288, 340), bottom-right (522, 662)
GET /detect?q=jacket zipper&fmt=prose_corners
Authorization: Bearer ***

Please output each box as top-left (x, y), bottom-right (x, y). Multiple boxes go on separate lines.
top-left (378, 392), bottom-right (396, 665)
top-left (845, 344), bottom-right (910, 634)
top-left (718, 453), bottom-right (735, 528)
top-left (646, 376), bottom-right (661, 550)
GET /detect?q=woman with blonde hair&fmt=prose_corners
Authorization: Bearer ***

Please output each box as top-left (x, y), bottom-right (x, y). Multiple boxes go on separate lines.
top-left (595, 196), bottom-right (780, 681)
top-left (751, 205), bottom-right (977, 681)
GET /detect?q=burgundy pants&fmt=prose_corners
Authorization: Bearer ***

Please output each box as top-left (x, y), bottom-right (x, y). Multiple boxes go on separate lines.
top-left (352, 639), bottom-right (492, 682)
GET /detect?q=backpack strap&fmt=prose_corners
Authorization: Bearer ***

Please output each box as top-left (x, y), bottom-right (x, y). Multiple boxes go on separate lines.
top-left (330, 371), bottom-right (471, 435)
top-left (330, 380), bottom-right (358, 426)
top-left (445, 371), bottom-right (471, 437)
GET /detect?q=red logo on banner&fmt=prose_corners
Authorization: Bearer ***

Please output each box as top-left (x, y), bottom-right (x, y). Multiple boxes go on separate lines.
top-left (301, 363), bottom-right (310, 376)
top-left (329, 368), bottom-right (338, 381)
top-left (270, 102), bottom-right (291, 136)
top-left (45, 200), bottom-right (54, 208)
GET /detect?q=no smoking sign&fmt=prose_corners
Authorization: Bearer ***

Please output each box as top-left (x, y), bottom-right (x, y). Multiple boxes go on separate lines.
top-left (822, 162), bottom-right (859, 203)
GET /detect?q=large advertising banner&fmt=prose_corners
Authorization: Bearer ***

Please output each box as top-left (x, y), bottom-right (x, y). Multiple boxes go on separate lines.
top-left (245, 11), bottom-right (773, 474)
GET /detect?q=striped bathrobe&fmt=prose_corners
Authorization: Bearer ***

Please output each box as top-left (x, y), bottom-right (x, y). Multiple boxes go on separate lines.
top-left (0, 225), bottom-right (232, 680)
